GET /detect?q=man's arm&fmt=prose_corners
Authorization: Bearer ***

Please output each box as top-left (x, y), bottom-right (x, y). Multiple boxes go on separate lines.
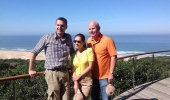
top-left (108, 55), bottom-right (117, 83)
top-left (28, 34), bottom-right (47, 77)
top-left (29, 53), bottom-right (37, 77)
top-left (110, 55), bottom-right (117, 74)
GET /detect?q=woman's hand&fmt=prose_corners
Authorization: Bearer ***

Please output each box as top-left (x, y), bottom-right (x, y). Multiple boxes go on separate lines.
top-left (72, 74), bottom-right (81, 81)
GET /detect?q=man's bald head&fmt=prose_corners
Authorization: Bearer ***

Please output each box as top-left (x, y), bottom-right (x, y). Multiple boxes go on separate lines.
top-left (88, 20), bottom-right (101, 39)
top-left (88, 21), bottom-right (100, 30)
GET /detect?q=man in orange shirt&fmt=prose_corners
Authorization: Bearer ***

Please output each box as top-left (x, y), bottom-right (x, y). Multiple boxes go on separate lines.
top-left (87, 21), bottom-right (117, 100)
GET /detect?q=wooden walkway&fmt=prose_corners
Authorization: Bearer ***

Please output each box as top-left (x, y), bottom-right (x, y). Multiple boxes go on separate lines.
top-left (113, 77), bottom-right (170, 100)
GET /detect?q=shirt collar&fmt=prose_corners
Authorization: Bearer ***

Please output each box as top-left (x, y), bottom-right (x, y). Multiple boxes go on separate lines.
top-left (91, 33), bottom-right (102, 44)
top-left (54, 32), bottom-right (67, 40)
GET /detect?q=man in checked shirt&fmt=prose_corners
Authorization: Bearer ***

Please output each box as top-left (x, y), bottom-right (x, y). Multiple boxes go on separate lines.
top-left (28, 17), bottom-right (75, 100)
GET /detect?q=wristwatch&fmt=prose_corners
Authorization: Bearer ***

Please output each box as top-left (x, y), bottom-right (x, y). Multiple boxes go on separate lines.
top-left (110, 71), bottom-right (113, 74)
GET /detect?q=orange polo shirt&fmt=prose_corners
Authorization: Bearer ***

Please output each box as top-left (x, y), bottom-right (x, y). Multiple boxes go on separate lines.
top-left (87, 34), bottom-right (117, 79)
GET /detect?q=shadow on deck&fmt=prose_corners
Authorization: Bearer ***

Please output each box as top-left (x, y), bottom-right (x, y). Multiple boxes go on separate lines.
top-left (113, 77), bottom-right (170, 100)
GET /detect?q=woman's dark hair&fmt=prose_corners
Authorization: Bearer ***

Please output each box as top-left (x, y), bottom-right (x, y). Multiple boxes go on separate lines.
top-left (74, 33), bottom-right (86, 48)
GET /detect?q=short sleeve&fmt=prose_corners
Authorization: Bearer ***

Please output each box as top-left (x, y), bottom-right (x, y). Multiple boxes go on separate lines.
top-left (31, 34), bottom-right (48, 55)
top-left (86, 48), bottom-right (94, 61)
top-left (107, 38), bottom-right (117, 56)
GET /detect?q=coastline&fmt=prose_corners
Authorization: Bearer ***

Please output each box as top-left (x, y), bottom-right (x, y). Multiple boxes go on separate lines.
top-left (0, 50), bottom-right (45, 60)
top-left (0, 50), bottom-right (149, 61)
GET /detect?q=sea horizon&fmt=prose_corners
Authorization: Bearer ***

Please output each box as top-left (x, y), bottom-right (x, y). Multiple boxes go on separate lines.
top-left (0, 33), bottom-right (170, 56)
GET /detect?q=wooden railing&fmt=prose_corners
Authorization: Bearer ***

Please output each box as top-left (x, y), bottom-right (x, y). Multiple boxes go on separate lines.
top-left (117, 50), bottom-right (170, 89)
top-left (0, 50), bottom-right (170, 99)
top-left (0, 72), bottom-right (44, 82)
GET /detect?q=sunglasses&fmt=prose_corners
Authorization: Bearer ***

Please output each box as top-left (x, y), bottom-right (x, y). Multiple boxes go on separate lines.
top-left (73, 40), bottom-right (81, 43)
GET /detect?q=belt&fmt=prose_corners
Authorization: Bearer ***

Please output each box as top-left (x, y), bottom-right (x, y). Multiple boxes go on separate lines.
top-left (48, 68), bottom-right (67, 71)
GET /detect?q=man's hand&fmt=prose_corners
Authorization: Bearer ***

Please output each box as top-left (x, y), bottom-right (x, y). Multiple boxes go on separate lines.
top-left (108, 73), bottom-right (114, 83)
top-left (29, 70), bottom-right (37, 78)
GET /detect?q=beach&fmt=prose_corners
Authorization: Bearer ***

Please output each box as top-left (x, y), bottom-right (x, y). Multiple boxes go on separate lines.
top-left (0, 50), bottom-right (148, 61)
top-left (0, 50), bottom-right (45, 60)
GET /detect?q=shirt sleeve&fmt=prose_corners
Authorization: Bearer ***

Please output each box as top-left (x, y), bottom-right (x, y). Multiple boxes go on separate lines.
top-left (107, 38), bottom-right (117, 56)
top-left (87, 38), bottom-right (92, 48)
top-left (87, 48), bottom-right (94, 61)
top-left (31, 34), bottom-right (48, 56)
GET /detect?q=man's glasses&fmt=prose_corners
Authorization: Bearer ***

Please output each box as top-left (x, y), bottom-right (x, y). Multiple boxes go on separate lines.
top-left (73, 40), bottom-right (81, 43)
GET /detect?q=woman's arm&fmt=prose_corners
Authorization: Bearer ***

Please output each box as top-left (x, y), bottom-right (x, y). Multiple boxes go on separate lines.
top-left (72, 61), bottom-right (94, 81)
top-left (79, 61), bottom-right (93, 77)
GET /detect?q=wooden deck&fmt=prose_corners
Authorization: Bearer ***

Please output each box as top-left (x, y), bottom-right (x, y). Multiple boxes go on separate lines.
top-left (113, 77), bottom-right (170, 100)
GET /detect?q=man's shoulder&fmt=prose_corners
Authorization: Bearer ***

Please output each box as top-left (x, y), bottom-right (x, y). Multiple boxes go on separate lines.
top-left (40, 33), bottom-right (53, 40)
top-left (65, 33), bottom-right (71, 37)
top-left (39, 33), bottom-right (58, 42)
top-left (65, 33), bottom-right (71, 35)
top-left (102, 34), bottom-right (112, 40)
top-left (43, 33), bottom-right (72, 39)
top-left (87, 37), bottom-right (92, 42)
top-left (43, 33), bottom-right (55, 37)
top-left (101, 34), bottom-right (114, 42)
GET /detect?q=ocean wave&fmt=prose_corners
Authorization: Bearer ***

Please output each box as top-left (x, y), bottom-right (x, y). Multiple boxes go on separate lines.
top-left (117, 51), bottom-right (170, 57)
top-left (0, 48), bottom-right (46, 52)
top-left (117, 51), bottom-right (144, 55)
top-left (0, 48), bottom-right (7, 50)
top-left (11, 48), bottom-right (31, 52)
top-left (1, 48), bottom-right (145, 55)
top-left (1, 48), bottom-right (169, 57)
top-left (0, 48), bottom-right (31, 52)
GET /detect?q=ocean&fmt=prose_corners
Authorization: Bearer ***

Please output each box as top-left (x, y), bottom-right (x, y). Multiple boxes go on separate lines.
top-left (0, 34), bottom-right (170, 56)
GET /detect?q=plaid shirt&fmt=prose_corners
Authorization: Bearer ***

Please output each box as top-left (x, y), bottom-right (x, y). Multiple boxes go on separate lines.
top-left (31, 33), bottom-right (74, 69)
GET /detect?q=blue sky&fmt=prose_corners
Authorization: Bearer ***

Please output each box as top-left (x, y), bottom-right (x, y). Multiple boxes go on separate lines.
top-left (0, 0), bottom-right (170, 35)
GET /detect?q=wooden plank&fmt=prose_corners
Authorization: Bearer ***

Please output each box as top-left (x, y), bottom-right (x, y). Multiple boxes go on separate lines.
top-left (128, 92), bottom-right (153, 100)
top-left (157, 78), bottom-right (170, 86)
top-left (138, 88), bottom-right (164, 100)
top-left (147, 87), bottom-right (170, 99)
top-left (113, 78), bottom-right (170, 100)
top-left (149, 82), bottom-right (170, 95)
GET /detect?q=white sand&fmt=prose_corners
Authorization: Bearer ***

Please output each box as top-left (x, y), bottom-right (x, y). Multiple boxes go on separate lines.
top-left (0, 50), bottom-right (148, 61)
top-left (0, 50), bottom-right (45, 60)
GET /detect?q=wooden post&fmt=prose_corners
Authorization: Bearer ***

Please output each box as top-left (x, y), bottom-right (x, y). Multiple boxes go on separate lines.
top-left (13, 81), bottom-right (16, 100)
top-left (132, 58), bottom-right (135, 89)
top-left (152, 54), bottom-right (155, 82)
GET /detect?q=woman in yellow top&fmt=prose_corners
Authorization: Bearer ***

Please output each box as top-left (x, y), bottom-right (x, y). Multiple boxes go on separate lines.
top-left (71, 33), bottom-right (94, 100)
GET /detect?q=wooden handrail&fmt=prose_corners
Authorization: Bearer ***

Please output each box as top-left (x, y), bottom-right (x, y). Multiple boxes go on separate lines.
top-left (0, 72), bottom-right (44, 82)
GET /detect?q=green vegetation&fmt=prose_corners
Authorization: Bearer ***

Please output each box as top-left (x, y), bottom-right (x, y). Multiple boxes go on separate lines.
top-left (0, 56), bottom-right (170, 99)
top-left (114, 56), bottom-right (170, 96)
top-left (0, 59), bottom-right (46, 100)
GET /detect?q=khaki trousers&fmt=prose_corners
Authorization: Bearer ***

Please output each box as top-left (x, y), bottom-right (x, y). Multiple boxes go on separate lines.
top-left (45, 69), bottom-right (70, 100)
top-left (74, 77), bottom-right (93, 100)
